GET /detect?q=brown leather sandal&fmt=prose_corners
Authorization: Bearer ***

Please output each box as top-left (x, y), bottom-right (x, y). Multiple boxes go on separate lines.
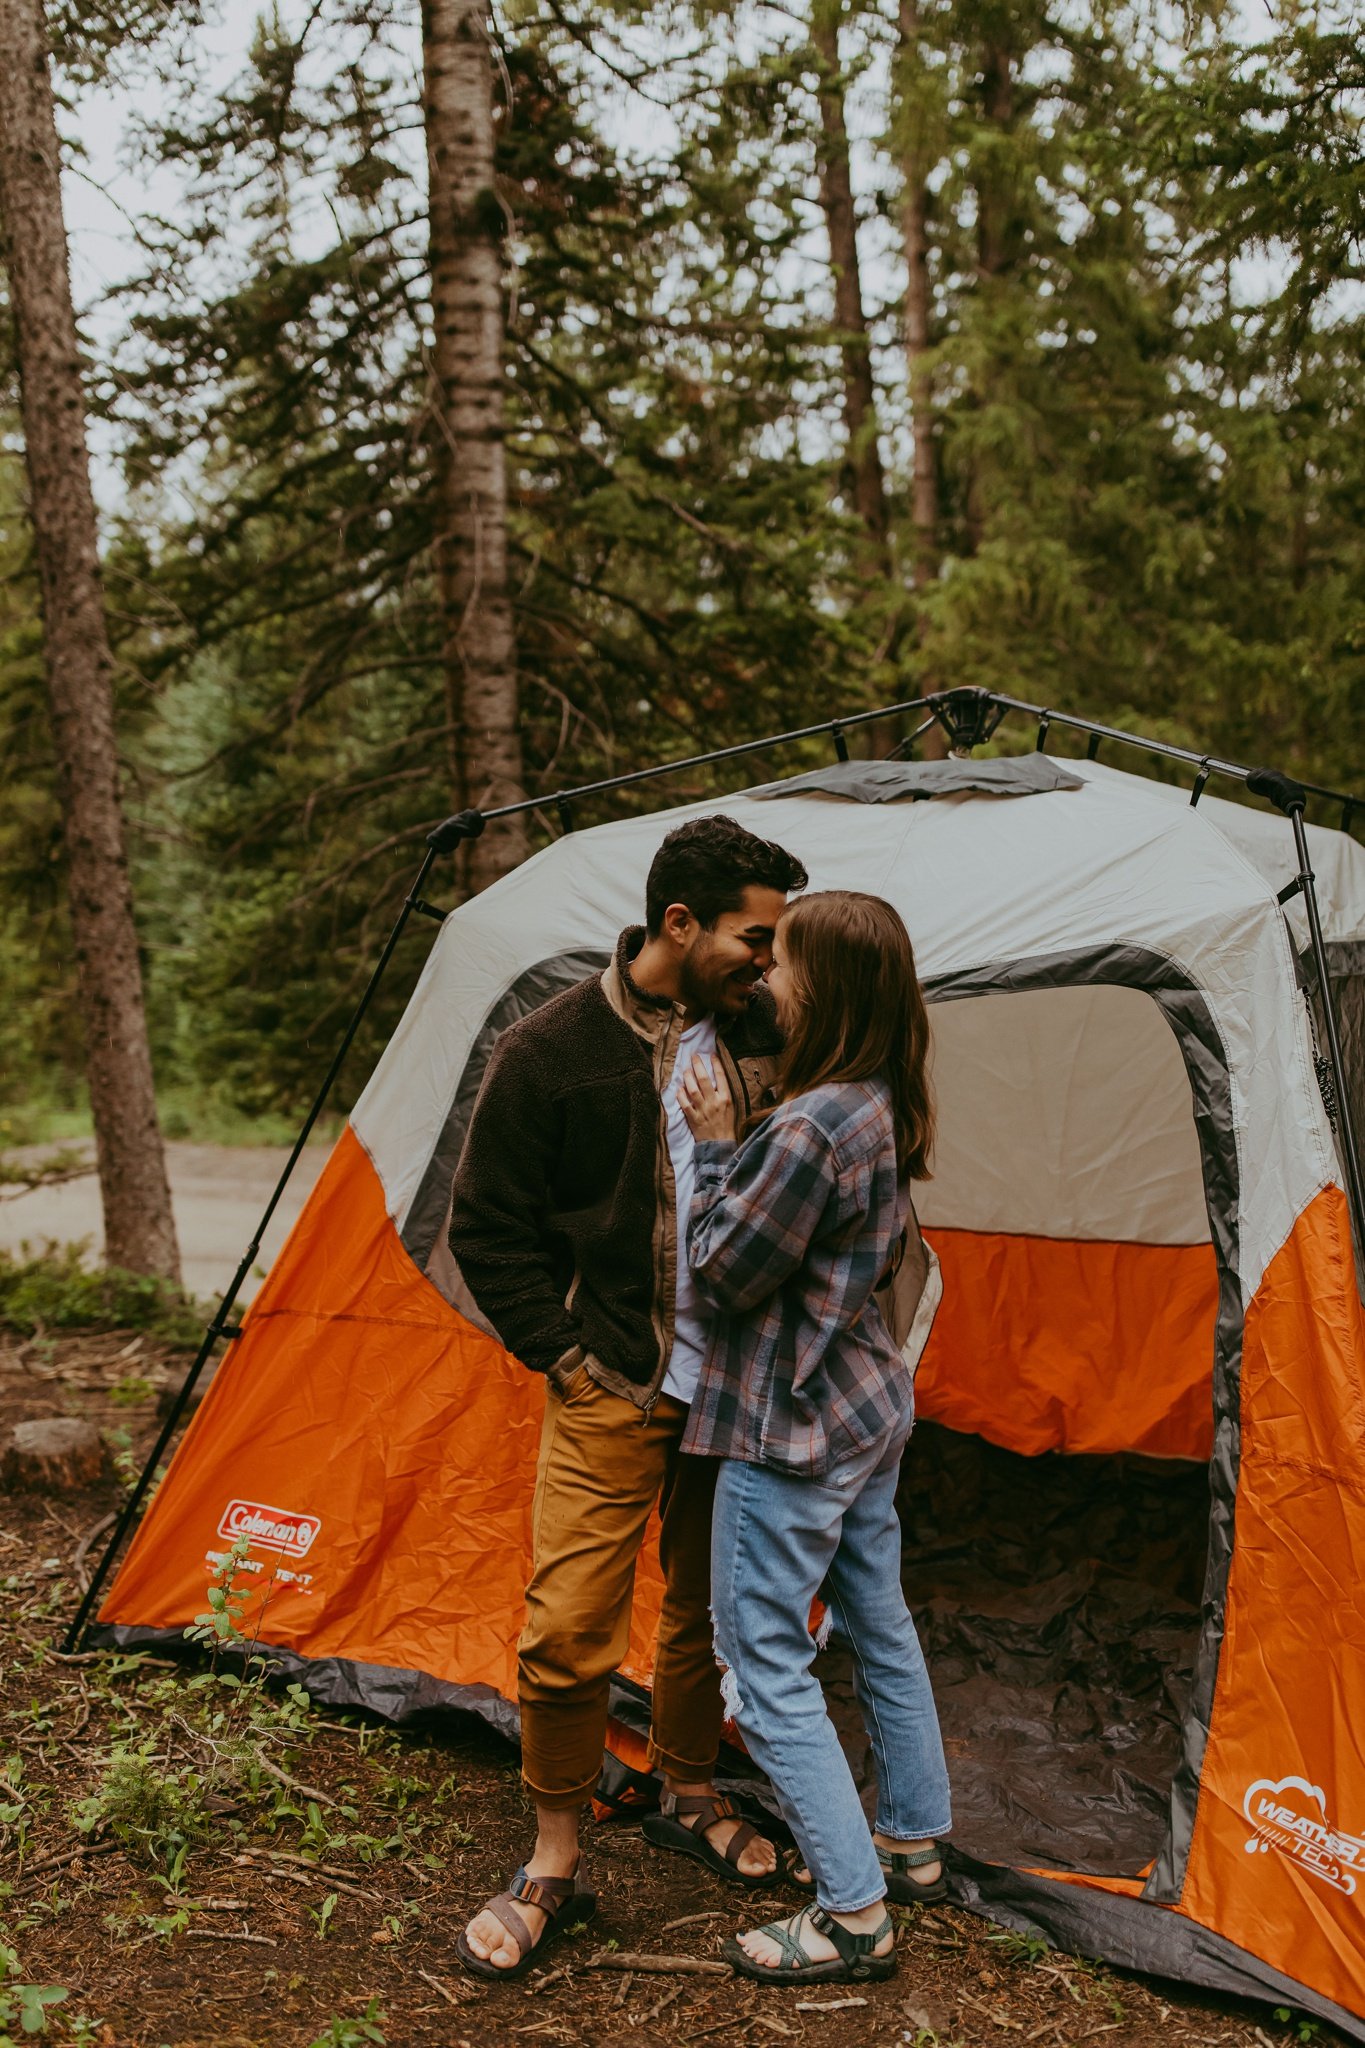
top-left (455, 1864), bottom-right (597, 1981)
top-left (641, 1789), bottom-right (776, 1888)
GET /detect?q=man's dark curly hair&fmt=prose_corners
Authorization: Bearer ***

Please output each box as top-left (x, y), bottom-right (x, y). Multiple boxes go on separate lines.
top-left (644, 815), bottom-right (808, 935)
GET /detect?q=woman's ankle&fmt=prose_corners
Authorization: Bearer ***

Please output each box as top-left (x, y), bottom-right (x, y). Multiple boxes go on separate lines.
top-left (827, 1900), bottom-right (889, 1932)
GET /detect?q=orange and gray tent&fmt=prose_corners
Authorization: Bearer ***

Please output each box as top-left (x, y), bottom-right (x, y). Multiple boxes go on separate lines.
top-left (74, 694), bottom-right (1365, 2033)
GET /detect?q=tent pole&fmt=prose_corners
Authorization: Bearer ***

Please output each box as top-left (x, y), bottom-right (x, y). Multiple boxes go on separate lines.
top-left (1246, 770), bottom-right (1365, 1252)
top-left (1289, 805), bottom-right (1365, 1249)
top-left (63, 838), bottom-right (450, 1653)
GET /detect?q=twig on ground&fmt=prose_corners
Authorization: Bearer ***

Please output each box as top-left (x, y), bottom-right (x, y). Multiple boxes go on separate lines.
top-left (794, 1997), bottom-right (868, 2013)
top-left (252, 1749), bottom-right (339, 1808)
top-left (662, 1910), bottom-right (730, 1932)
top-left (959, 1989), bottom-right (1024, 2029)
top-left (186, 1929), bottom-right (278, 1946)
top-left (643, 1982), bottom-right (685, 2023)
top-left (586, 1950), bottom-right (732, 1977)
top-left (72, 1511), bottom-right (118, 1594)
top-left (417, 1967), bottom-right (477, 2007)
top-left (13, 1840), bottom-right (120, 1879)
top-left (613, 1970), bottom-right (635, 2007)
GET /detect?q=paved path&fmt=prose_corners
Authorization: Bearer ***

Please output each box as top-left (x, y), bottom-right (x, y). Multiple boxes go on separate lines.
top-left (0, 1141), bottom-right (332, 1304)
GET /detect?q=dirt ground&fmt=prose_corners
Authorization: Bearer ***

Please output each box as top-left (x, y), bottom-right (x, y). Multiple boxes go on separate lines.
top-left (0, 1325), bottom-right (1345, 2048)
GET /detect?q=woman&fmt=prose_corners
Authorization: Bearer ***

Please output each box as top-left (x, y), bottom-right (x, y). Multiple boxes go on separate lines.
top-left (677, 889), bottom-right (951, 1987)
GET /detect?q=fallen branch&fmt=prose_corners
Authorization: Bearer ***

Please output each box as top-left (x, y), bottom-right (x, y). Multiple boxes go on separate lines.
top-left (662, 1910), bottom-right (730, 1933)
top-left (417, 1967), bottom-right (477, 2007)
top-left (186, 1929), bottom-right (278, 1947)
top-left (959, 1990), bottom-right (1024, 2029)
top-left (643, 1982), bottom-right (685, 2023)
top-left (235, 1848), bottom-right (377, 1894)
top-left (586, 1950), bottom-right (732, 1978)
top-left (251, 1751), bottom-right (339, 1809)
top-left (72, 1511), bottom-right (118, 1595)
top-left (13, 1840), bottom-right (120, 1878)
top-left (794, 1997), bottom-right (868, 2013)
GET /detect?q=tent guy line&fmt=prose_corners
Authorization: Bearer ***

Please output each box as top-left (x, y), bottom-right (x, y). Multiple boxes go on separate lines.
top-left (63, 685), bottom-right (1365, 1667)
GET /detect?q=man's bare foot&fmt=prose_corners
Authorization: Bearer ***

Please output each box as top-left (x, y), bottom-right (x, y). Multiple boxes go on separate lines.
top-left (667, 1777), bottom-right (778, 1879)
top-left (737, 1900), bottom-right (893, 1970)
top-left (463, 1810), bottom-right (582, 1971)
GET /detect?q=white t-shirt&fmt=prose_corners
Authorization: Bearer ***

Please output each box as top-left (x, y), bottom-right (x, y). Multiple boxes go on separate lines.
top-left (661, 1016), bottom-right (719, 1405)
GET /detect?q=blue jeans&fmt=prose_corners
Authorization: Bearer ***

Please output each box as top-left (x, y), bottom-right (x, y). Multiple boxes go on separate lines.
top-left (710, 1424), bottom-right (952, 1913)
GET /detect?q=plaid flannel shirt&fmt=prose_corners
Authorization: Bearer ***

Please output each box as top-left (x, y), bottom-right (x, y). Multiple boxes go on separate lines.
top-left (680, 1078), bottom-right (915, 1478)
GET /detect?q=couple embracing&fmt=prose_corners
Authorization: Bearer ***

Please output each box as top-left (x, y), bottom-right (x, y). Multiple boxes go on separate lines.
top-left (449, 815), bottom-right (951, 1988)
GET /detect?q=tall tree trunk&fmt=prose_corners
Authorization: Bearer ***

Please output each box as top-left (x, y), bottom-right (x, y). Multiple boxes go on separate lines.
top-left (811, 0), bottom-right (890, 577)
top-left (0, 0), bottom-right (180, 1281)
top-left (421, 0), bottom-right (526, 891)
top-left (965, 35), bottom-right (1016, 554)
top-left (896, 0), bottom-right (939, 594)
top-left (896, 0), bottom-right (947, 756)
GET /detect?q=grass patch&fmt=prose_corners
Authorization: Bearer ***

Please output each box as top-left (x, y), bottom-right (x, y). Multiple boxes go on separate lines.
top-left (0, 1244), bottom-right (207, 1347)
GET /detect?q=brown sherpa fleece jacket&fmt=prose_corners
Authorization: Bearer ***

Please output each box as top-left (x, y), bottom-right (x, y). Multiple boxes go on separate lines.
top-left (448, 927), bottom-right (783, 1408)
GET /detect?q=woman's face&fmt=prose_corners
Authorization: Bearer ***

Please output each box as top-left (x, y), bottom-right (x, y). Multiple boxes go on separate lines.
top-left (765, 924), bottom-right (799, 1031)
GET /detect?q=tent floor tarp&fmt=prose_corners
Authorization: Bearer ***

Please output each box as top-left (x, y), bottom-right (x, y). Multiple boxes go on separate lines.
top-left (852, 1423), bottom-right (1203, 1876)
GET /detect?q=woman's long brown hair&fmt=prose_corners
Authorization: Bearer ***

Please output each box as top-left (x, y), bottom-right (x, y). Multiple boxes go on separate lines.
top-left (774, 890), bottom-right (934, 1181)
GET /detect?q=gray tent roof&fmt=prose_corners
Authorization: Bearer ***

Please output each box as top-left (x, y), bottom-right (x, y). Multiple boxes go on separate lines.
top-left (747, 755), bottom-right (1083, 804)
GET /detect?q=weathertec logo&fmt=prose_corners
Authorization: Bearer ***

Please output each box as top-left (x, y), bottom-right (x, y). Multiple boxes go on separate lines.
top-left (1243, 1775), bottom-right (1365, 1897)
top-left (217, 1500), bottom-right (321, 1560)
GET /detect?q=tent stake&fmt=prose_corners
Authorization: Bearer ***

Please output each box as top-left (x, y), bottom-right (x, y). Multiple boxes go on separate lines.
top-left (63, 840), bottom-right (449, 1653)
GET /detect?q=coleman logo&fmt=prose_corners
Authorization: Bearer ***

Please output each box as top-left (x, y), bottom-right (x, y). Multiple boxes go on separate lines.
top-left (1243, 1775), bottom-right (1365, 1897)
top-left (217, 1500), bottom-right (321, 1559)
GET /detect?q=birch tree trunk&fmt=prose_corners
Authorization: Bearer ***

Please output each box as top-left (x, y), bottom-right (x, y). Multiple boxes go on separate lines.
top-left (0, 0), bottom-right (180, 1281)
top-left (811, 0), bottom-right (890, 577)
top-left (421, 0), bottom-right (527, 892)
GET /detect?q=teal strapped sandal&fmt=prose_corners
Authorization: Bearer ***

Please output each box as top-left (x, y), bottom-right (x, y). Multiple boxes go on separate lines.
top-left (723, 1903), bottom-right (897, 1985)
top-left (785, 1840), bottom-right (947, 1905)
top-left (878, 1842), bottom-right (948, 1905)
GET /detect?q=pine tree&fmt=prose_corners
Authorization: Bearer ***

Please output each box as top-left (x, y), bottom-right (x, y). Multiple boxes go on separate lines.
top-left (0, 0), bottom-right (180, 1277)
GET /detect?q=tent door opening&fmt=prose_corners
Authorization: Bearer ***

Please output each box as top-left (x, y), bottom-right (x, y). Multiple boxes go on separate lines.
top-left (868, 978), bottom-right (1230, 1880)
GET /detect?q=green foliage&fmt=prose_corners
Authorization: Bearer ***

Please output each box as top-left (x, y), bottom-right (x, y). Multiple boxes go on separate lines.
top-left (0, 1982), bottom-right (68, 2043)
top-left (0, 1245), bottom-right (204, 1346)
top-left (985, 1926), bottom-right (1052, 1966)
top-left (68, 1746), bottom-right (213, 1868)
top-left (184, 1533), bottom-right (254, 1654)
top-left (307, 2000), bottom-right (386, 2048)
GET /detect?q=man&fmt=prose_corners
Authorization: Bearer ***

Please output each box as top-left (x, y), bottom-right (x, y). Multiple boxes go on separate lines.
top-left (450, 814), bottom-right (808, 1976)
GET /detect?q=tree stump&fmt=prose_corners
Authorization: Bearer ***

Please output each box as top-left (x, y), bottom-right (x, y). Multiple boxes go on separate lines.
top-left (1, 1418), bottom-right (110, 1493)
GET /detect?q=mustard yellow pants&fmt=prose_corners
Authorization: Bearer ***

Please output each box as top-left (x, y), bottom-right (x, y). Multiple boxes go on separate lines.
top-left (518, 1368), bottom-right (722, 1808)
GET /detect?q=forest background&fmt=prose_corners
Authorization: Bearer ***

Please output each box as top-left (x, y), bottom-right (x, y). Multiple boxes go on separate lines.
top-left (3, 0), bottom-right (1363, 1186)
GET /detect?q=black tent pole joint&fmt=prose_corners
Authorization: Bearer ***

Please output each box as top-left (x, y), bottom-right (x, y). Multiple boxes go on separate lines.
top-left (1247, 768), bottom-right (1365, 1253)
top-left (927, 688), bottom-right (1006, 754)
top-left (426, 810), bottom-right (485, 853)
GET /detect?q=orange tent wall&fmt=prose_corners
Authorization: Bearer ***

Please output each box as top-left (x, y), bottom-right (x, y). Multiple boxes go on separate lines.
top-left (99, 1128), bottom-right (669, 1697)
top-left (919, 1228), bottom-right (1217, 1459)
top-left (1180, 1185), bottom-right (1365, 2020)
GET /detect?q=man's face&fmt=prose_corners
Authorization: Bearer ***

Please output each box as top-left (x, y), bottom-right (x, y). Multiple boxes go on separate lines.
top-left (675, 885), bottom-right (788, 1018)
